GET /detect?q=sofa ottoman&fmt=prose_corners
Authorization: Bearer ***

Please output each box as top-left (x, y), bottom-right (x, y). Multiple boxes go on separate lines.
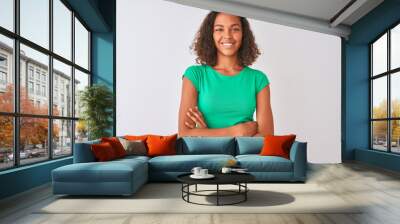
top-left (52, 155), bottom-right (149, 196)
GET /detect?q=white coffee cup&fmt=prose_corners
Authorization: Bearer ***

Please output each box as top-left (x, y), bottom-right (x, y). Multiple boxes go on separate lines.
top-left (221, 167), bottom-right (232, 174)
top-left (191, 167), bottom-right (202, 176)
top-left (200, 169), bottom-right (208, 176)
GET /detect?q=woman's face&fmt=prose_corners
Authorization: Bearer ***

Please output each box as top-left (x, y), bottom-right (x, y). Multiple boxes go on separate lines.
top-left (213, 13), bottom-right (243, 58)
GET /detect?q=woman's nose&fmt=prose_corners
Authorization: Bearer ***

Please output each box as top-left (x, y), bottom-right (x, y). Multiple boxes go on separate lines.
top-left (223, 29), bottom-right (233, 37)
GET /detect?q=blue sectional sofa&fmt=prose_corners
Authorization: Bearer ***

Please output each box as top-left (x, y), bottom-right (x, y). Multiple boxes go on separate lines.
top-left (52, 137), bottom-right (307, 196)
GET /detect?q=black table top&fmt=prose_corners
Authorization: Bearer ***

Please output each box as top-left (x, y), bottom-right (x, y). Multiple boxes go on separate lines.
top-left (177, 172), bottom-right (255, 185)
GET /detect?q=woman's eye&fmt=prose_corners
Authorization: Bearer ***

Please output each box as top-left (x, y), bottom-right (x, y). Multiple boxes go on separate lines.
top-left (215, 29), bottom-right (223, 32)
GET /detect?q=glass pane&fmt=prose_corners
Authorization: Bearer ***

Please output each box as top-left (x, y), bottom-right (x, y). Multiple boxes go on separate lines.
top-left (372, 33), bottom-right (387, 76)
top-left (53, 59), bottom-right (72, 117)
top-left (53, 119), bottom-right (72, 157)
top-left (75, 120), bottom-right (88, 143)
top-left (0, 116), bottom-right (13, 170)
top-left (391, 72), bottom-right (400, 118)
top-left (392, 24), bottom-right (400, 70)
top-left (372, 77), bottom-right (387, 119)
top-left (20, 117), bottom-right (49, 165)
top-left (20, 44), bottom-right (49, 115)
top-left (20, 0), bottom-right (49, 48)
top-left (372, 121), bottom-right (388, 151)
top-left (74, 69), bottom-right (89, 118)
top-left (53, 0), bottom-right (72, 60)
top-left (391, 120), bottom-right (400, 153)
top-left (0, 0), bottom-right (13, 31)
top-left (0, 34), bottom-right (14, 112)
top-left (75, 17), bottom-right (89, 70)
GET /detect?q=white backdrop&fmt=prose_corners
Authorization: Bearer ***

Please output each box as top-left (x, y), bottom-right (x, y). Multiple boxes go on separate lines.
top-left (116, 0), bottom-right (341, 163)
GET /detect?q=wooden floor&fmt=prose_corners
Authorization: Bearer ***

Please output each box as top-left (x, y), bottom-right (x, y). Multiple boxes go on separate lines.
top-left (1, 162), bottom-right (400, 224)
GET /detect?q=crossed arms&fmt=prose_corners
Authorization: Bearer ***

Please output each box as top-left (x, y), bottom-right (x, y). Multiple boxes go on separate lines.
top-left (178, 77), bottom-right (274, 137)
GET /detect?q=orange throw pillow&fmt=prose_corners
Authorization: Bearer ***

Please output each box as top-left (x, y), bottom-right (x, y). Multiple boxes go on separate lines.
top-left (101, 137), bottom-right (127, 158)
top-left (260, 134), bottom-right (296, 159)
top-left (91, 142), bottom-right (117, 161)
top-left (124, 135), bottom-right (150, 141)
top-left (146, 134), bottom-right (178, 157)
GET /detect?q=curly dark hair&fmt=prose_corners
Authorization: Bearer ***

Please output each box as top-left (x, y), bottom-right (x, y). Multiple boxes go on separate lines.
top-left (190, 11), bottom-right (261, 67)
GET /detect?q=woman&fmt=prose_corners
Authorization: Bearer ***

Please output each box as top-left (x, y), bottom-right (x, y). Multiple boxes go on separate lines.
top-left (178, 11), bottom-right (274, 137)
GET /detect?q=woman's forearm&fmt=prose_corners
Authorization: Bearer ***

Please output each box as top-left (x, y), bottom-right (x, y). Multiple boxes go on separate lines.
top-left (178, 127), bottom-right (233, 137)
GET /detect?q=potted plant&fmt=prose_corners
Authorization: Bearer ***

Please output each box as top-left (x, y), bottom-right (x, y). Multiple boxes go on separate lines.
top-left (79, 84), bottom-right (113, 140)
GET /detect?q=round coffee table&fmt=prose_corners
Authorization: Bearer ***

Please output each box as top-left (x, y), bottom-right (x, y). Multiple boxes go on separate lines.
top-left (177, 172), bottom-right (255, 206)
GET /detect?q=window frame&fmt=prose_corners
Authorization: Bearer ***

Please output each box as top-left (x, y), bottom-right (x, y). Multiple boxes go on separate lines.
top-left (370, 20), bottom-right (400, 154)
top-left (0, 0), bottom-right (92, 171)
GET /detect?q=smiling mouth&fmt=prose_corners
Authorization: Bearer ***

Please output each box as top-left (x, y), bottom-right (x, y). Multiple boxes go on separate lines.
top-left (221, 43), bottom-right (234, 48)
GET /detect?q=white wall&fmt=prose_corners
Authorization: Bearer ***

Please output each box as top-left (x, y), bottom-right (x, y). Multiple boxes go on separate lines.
top-left (116, 0), bottom-right (341, 163)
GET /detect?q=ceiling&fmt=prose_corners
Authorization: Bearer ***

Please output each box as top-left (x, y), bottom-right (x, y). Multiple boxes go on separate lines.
top-left (165, 0), bottom-right (384, 38)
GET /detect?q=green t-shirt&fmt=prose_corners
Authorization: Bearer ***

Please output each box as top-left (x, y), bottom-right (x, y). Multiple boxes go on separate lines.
top-left (183, 64), bottom-right (270, 128)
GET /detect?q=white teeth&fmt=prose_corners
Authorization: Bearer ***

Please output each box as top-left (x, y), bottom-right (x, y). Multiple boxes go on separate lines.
top-left (222, 43), bottom-right (233, 46)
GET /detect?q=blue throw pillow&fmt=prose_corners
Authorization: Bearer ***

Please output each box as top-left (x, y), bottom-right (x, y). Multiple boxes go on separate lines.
top-left (235, 137), bottom-right (264, 155)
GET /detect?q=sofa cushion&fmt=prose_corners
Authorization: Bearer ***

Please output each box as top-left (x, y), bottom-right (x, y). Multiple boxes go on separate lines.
top-left (177, 137), bottom-right (236, 155)
top-left (101, 137), bottom-right (127, 158)
top-left (91, 142), bottom-right (118, 161)
top-left (73, 139), bottom-right (101, 163)
top-left (118, 138), bottom-right (148, 156)
top-left (236, 155), bottom-right (293, 172)
top-left (148, 154), bottom-right (235, 172)
top-left (147, 134), bottom-right (178, 157)
top-left (235, 137), bottom-right (264, 155)
top-left (115, 155), bottom-right (150, 163)
top-left (52, 158), bottom-right (147, 183)
top-left (260, 134), bottom-right (296, 159)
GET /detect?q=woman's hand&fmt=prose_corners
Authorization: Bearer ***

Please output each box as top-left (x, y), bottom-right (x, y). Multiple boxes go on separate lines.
top-left (229, 121), bottom-right (258, 136)
top-left (185, 106), bottom-right (208, 129)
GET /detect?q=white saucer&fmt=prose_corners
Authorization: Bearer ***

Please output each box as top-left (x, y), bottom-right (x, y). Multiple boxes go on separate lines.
top-left (190, 174), bottom-right (215, 179)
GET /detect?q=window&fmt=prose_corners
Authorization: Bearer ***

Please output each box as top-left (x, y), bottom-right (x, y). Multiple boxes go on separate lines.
top-left (0, 71), bottom-right (6, 85)
top-left (53, 0), bottom-right (72, 60)
top-left (371, 23), bottom-right (400, 154)
top-left (20, 0), bottom-right (49, 49)
top-left (0, 35), bottom-right (13, 104)
top-left (53, 59), bottom-right (71, 117)
top-left (35, 70), bottom-right (40, 81)
top-left (42, 85), bottom-right (46, 97)
top-left (28, 81), bottom-right (34, 94)
top-left (74, 69), bottom-right (89, 118)
top-left (75, 18), bottom-right (89, 70)
top-left (0, 116), bottom-right (13, 170)
top-left (0, 0), bottom-right (91, 170)
top-left (0, 0), bottom-right (13, 32)
top-left (53, 119), bottom-right (72, 158)
top-left (0, 54), bottom-right (7, 88)
top-left (0, 55), bottom-right (7, 67)
top-left (29, 67), bottom-right (34, 80)
top-left (36, 83), bottom-right (40, 95)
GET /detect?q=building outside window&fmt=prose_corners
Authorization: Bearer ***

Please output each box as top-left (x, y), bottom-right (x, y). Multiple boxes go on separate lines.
top-left (0, 0), bottom-right (91, 170)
